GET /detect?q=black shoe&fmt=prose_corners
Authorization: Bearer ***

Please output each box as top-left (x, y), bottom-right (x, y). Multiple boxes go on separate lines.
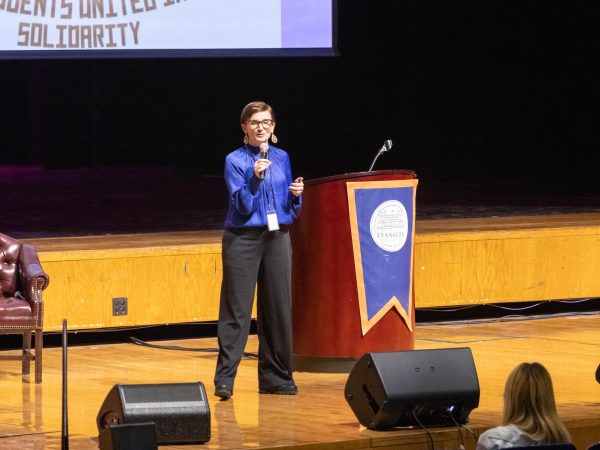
top-left (259, 384), bottom-right (298, 395)
top-left (214, 384), bottom-right (232, 399)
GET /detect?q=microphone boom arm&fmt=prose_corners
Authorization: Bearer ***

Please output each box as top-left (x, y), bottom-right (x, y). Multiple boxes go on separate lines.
top-left (368, 139), bottom-right (393, 172)
top-left (368, 149), bottom-right (385, 172)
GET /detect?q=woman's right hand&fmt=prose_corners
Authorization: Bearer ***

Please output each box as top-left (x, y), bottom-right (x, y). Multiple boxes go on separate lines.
top-left (254, 158), bottom-right (272, 178)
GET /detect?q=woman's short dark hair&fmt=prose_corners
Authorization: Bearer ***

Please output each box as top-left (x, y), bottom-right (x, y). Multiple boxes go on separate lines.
top-left (240, 101), bottom-right (276, 124)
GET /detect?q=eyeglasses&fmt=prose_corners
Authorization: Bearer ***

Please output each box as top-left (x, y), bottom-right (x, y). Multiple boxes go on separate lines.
top-left (246, 119), bottom-right (274, 129)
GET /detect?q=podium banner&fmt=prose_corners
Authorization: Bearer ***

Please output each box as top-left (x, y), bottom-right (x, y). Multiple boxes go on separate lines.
top-left (346, 179), bottom-right (418, 335)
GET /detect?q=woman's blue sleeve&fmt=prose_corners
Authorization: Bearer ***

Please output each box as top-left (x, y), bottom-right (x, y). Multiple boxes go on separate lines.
top-left (225, 155), bottom-right (262, 216)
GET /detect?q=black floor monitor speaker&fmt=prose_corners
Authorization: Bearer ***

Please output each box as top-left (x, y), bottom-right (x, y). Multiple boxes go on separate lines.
top-left (98, 422), bottom-right (158, 450)
top-left (97, 382), bottom-right (210, 445)
top-left (344, 347), bottom-right (480, 429)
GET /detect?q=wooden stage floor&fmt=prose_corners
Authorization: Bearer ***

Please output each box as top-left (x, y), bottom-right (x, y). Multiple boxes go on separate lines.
top-left (1, 314), bottom-right (600, 449)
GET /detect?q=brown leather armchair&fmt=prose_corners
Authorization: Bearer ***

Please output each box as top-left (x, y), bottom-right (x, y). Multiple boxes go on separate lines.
top-left (0, 232), bottom-right (49, 383)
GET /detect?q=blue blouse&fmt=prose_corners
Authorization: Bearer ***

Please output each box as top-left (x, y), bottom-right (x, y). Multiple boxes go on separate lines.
top-left (223, 144), bottom-right (302, 229)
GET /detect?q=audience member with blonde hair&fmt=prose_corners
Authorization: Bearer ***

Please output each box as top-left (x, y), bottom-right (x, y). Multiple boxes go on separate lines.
top-left (476, 362), bottom-right (571, 449)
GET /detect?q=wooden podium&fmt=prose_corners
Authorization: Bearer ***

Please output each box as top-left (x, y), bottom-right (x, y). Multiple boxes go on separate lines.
top-left (290, 170), bottom-right (418, 372)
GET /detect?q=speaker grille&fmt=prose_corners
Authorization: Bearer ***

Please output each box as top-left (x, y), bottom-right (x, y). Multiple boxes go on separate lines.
top-left (121, 384), bottom-right (206, 409)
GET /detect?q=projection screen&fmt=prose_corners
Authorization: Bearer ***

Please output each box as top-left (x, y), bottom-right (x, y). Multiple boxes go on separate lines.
top-left (0, 0), bottom-right (336, 58)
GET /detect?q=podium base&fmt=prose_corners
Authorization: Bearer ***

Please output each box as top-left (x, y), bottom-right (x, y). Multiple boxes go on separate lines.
top-left (293, 355), bottom-right (358, 373)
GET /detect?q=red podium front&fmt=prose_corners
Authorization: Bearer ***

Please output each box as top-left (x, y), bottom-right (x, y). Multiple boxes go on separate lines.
top-left (290, 170), bottom-right (417, 372)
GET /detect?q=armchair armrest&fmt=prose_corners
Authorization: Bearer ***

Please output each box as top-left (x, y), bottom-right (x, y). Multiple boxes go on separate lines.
top-left (18, 244), bottom-right (50, 304)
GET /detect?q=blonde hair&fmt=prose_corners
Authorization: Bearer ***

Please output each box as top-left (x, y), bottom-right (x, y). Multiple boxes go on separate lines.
top-left (503, 362), bottom-right (571, 444)
top-left (240, 101), bottom-right (275, 124)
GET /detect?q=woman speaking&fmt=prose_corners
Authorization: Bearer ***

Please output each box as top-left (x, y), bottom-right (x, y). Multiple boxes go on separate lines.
top-left (214, 101), bottom-right (304, 400)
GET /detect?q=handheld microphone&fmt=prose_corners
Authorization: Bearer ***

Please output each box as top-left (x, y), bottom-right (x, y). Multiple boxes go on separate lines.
top-left (368, 139), bottom-right (393, 172)
top-left (258, 142), bottom-right (269, 180)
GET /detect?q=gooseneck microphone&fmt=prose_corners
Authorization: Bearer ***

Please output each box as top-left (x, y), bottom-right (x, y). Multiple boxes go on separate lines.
top-left (258, 142), bottom-right (269, 180)
top-left (368, 139), bottom-right (393, 172)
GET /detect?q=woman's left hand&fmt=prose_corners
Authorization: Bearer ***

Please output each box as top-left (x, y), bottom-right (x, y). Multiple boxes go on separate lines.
top-left (289, 177), bottom-right (304, 197)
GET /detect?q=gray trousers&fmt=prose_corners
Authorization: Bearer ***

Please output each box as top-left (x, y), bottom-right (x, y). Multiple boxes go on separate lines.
top-left (214, 227), bottom-right (294, 390)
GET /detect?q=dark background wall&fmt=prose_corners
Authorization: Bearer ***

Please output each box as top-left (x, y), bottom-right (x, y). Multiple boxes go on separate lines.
top-left (1, 0), bottom-right (598, 188)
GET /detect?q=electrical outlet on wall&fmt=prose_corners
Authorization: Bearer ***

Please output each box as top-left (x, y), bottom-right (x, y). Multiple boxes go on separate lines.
top-left (112, 297), bottom-right (128, 316)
